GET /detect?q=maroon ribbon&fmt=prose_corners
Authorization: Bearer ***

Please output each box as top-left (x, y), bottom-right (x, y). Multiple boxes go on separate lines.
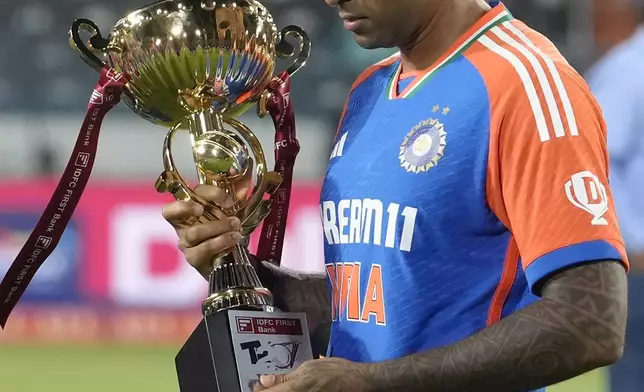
top-left (256, 71), bottom-right (300, 266)
top-left (0, 66), bottom-right (126, 328)
top-left (0, 68), bottom-right (298, 328)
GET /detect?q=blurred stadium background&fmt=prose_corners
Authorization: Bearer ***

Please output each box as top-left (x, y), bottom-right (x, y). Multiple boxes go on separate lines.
top-left (0, 0), bottom-right (637, 391)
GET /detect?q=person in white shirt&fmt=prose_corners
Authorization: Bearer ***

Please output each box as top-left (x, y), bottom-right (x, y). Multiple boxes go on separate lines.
top-left (586, 2), bottom-right (644, 391)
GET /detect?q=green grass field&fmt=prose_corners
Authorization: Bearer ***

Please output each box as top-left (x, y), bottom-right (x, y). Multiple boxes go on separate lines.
top-left (0, 345), bottom-right (607, 392)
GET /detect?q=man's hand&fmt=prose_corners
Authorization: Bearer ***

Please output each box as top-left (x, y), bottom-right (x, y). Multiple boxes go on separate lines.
top-left (161, 183), bottom-right (249, 279)
top-left (253, 357), bottom-right (373, 392)
top-left (162, 183), bottom-right (333, 355)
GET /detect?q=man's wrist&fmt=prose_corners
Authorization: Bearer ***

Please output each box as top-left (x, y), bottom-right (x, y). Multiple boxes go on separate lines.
top-left (349, 361), bottom-right (397, 392)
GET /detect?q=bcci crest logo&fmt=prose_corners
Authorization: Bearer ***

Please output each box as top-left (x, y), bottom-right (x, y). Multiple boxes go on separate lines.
top-left (399, 118), bottom-right (447, 173)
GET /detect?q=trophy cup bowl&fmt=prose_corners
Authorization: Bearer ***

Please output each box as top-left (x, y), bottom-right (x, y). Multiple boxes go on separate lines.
top-left (69, 2), bottom-right (313, 391)
top-left (70, 0), bottom-right (308, 126)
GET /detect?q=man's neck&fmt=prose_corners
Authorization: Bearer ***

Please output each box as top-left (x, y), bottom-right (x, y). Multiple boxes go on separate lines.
top-left (399, 0), bottom-right (491, 73)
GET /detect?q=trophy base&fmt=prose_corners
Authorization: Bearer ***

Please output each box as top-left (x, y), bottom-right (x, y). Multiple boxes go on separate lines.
top-left (176, 309), bottom-right (313, 392)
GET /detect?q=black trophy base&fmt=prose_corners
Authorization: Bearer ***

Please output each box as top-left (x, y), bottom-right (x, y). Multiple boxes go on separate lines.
top-left (176, 309), bottom-right (313, 392)
top-left (176, 311), bottom-right (241, 392)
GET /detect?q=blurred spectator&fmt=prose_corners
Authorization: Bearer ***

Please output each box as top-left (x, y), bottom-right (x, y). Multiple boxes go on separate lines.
top-left (36, 145), bottom-right (56, 177)
top-left (586, 1), bottom-right (644, 391)
top-left (592, 0), bottom-right (642, 56)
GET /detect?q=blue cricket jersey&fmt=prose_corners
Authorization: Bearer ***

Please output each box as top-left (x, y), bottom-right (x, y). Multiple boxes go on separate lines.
top-left (320, 3), bottom-right (628, 391)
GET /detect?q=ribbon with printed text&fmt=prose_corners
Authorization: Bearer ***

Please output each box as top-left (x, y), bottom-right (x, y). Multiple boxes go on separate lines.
top-left (0, 67), bottom-right (126, 328)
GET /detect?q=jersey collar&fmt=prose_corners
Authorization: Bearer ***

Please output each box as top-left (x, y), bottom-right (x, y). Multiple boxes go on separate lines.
top-left (387, 3), bottom-right (512, 100)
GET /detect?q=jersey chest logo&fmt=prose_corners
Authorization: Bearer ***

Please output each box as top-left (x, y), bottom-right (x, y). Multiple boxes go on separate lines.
top-left (399, 118), bottom-right (447, 173)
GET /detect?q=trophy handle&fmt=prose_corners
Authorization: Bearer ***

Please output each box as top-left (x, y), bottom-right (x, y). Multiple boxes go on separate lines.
top-left (276, 25), bottom-right (311, 76)
top-left (70, 19), bottom-right (150, 123)
top-left (156, 112), bottom-right (281, 234)
top-left (156, 119), bottom-right (234, 224)
top-left (69, 18), bottom-right (110, 72)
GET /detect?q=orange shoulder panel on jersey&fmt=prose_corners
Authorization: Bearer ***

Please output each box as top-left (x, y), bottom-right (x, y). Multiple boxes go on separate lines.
top-left (333, 53), bottom-right (400, 141)
top-left (463, 19), bottom-right (628, 291)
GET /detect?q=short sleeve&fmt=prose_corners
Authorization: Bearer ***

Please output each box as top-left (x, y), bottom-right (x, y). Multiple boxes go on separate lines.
top-left (490, 65), bottom-right (628, 293)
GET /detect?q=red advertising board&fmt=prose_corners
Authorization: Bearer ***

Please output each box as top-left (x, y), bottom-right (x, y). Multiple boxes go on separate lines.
top-left (0, 180), bottom-right (324, 343)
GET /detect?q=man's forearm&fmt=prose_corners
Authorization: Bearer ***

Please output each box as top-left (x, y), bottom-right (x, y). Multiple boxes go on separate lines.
top-left (257, 261), bottom-right (332, 356)
top-left (363, 262), bottom-right (627, 392)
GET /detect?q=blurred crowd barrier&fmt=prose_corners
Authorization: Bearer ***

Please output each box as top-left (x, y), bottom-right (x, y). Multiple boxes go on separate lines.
top-left (0, 181), bottom-right (325, 344)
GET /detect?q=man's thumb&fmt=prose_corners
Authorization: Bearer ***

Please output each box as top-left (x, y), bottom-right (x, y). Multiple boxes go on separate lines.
top-left (259, 372), bottom-right (290, 387)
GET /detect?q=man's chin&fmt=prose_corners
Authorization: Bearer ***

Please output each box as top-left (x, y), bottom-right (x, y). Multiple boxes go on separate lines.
top-left (352, 34), bottom-right (384, 50)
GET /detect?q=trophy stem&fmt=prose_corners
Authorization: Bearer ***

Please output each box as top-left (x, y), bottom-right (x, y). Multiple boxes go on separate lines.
top-left (188, 109), bottom-right (226, 185)
top-left (185, 109), bottom-right (277, 316)
top-left (203, 243), bottom-right (275, 316)
top-left (189, 109), bottom-right (225, 137)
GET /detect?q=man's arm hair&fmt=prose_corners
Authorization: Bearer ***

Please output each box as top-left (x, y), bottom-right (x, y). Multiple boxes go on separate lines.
top-left (361, 260), bottom-right (627, 392)
top-left (257, 261), bottom-right (331, 357)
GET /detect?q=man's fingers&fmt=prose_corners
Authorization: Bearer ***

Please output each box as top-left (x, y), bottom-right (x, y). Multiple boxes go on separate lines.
top-left (259, 372), bottom-right (293, 388)
top-left (251, 381), bottom-right (268, 392)
top-left (251, 373), bottom-right (286, 392)
top-left (182, 217), bottom-right (241, 247)
top-left (162, 200), bottom-right (204, 227)
top-left (259, 372), bottom-right (296, 388)
top-left (182, 231), bottom-right (243, 272)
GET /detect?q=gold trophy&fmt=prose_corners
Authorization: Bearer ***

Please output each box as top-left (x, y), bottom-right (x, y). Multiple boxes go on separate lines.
top-left (69, 1), bottom-right (313, 391)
